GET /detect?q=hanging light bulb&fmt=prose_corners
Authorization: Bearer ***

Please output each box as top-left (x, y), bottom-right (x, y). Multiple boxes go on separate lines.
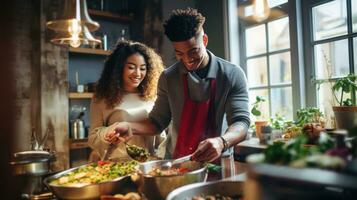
top-left (67, 19), bottom-right (82, 47)
top-left (50, 25), bottom-right (101, 48)
top-left (46, 0), bottom-right (100, 48)
top-left (252, 0), bottom-right (270, 22)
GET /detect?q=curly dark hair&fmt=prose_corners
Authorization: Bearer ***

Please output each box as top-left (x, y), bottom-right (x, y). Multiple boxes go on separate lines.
top-left (94, 40), bottom-right (164, 108)
top-left (163, 7), bottom-right (206, 42)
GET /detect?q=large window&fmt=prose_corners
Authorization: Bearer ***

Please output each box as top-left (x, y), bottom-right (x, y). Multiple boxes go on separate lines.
top-left (304, 0), bottom-right (357, 127)
top-left (238, 0), bottom-right (293, 121)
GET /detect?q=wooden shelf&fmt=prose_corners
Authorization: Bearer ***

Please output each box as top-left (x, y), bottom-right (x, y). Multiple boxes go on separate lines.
top-left (69, 47), bottom-right (111, 55)
top-left (69, 138), bottom-right (89, 150)
top-left (88, 9), bottom-right (133, 23)
top-left (69, 92), bottom-right (93, 99)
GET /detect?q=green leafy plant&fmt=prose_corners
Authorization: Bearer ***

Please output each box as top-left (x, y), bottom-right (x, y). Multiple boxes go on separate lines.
top-left (332, 74), bottom-right (357, 106)
top-left (251, 96), bottom-right (266, 117)
top-left (295, 107), bottom-right (324, 127)
top-left (270, 114), bottom-right (286, 130)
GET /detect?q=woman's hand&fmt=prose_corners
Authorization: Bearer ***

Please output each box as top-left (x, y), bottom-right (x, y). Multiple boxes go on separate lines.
top-left (191, 137), bottom-right (224, 162)
top-left (104, 122), bottom-right (132, 144)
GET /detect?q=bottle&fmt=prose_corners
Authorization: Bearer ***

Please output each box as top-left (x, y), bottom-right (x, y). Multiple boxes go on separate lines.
top-left (71, 112), bottom-right (86, 139)
top-left (260, 125), bottom-right (272, 145)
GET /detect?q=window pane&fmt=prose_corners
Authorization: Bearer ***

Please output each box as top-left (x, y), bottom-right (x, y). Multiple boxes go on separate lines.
top-left (314, 39), bottom-right (349, 79)
top-left (353, 0), bottom-right (357, 32)
top-left (249, 89), bottom-right (270, 121)
top-left (271, 87), bottom-right (293, 120)
top-left (269, 52), bottom-right (291, 84)
top-left (312, 0), bottom-right (347, 41)
top-left (246, 25), bottom-right (266, 57)
top-left (247, 56), bottom-right (268, 87)
top-left (268, 17), bottom-right (290, 51)
top-left (244, 0), bottom-right (288, 17)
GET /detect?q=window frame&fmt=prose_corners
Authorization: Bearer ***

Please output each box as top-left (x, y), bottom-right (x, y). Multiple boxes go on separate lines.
top-left (237, 0), bottom-right (306, 120)
top-left (302, 0), bottom-right (357, 107)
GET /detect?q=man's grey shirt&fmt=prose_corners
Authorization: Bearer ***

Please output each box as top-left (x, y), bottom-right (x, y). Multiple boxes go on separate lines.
top-left (149, 50), bottom-right (250, 158)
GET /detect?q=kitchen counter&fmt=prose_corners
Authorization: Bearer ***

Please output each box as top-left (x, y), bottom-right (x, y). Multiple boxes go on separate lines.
top-left (234, 137), bottom-right (267, 162)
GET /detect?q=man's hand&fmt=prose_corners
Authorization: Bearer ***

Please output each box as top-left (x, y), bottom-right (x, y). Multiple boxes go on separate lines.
top-left (191, 137), bottom-right (224, 162)
top-left (104, 122), bottom-right (132, 144)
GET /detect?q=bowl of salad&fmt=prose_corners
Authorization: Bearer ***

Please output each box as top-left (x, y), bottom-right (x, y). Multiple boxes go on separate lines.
top-left (137, 160), bottom-right (207, 200)
top-left (44, 160), bottom-right (138, 199)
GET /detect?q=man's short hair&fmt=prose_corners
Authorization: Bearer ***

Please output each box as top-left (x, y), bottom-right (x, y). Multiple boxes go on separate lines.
top-left (163, 7), bottom-right (206, 42)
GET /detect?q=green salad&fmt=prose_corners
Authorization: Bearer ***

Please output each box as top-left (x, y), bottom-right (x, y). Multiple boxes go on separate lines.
top-left (51, 160), bottom-right (138, 186)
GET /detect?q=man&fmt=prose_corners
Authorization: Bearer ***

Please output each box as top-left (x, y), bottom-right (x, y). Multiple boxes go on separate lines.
top-left (109, 7), bottom-right (250, 162)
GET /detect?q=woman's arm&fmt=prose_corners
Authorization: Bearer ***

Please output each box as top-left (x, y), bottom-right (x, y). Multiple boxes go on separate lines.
top-left (87, 99), bottom-right (115, 155)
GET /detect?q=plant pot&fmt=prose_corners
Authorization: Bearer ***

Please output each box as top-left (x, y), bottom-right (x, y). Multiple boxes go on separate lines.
top-left (255, 121), bottom-right (269, 141)
top-left (333, 106), bottom-right (357, 131)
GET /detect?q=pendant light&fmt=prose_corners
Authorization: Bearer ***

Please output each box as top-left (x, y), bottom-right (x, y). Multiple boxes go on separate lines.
top-left (252, 0), bottom-right (270, 22)
top-left (46, 0), bottom-right (101, 48)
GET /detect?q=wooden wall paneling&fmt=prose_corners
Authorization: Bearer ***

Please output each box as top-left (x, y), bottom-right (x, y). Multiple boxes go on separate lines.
top-left (40, 0), bottom-right (69, 171)
top-left (13, 0), bottom-right (41, 152)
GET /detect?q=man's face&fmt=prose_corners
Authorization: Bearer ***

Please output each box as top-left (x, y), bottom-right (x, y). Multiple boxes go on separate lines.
top-left (172, 33), bottom-right (208, 71)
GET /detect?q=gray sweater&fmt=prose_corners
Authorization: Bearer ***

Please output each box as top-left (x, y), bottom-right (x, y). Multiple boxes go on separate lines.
top-left (149, 50), bottom-right (250, 158)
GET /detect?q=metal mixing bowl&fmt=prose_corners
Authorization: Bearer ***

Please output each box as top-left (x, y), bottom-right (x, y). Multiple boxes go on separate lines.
top-left (44, 163), bottom-right (132, 200)
top-left (166, 180), bottom-right (244, 200)
top-left (137, 160), bottom-right (207, 200)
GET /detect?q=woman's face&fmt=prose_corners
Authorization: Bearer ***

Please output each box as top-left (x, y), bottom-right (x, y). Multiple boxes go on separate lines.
top-left (122, 53), bottom-right (147, 93)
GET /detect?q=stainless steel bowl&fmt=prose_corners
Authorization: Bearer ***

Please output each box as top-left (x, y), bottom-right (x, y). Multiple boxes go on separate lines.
top-left (44, 163), bottom-right (132, 200)
top-left (137, 160), bottom-right (207, 200)
top-left (166, 180), bottom-right (244, 200)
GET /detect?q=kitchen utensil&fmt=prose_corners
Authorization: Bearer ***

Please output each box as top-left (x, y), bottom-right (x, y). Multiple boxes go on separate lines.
top-left (166, 180), bottom-right (244, 200)
top-left (137, 160), bottom-right (207, 200)
top-left (161, 154), bottom-right (192, 169)
top-left (30, 128), bottom-right (39, 150)
top-left (102, 143), bottom-right (116, 161)
top-left (10, 151), bottom-right (56, 195)
top-left (125, 142), bottom-right (149, 162)
top-left (71, 112), bottom-right (86, 139)
top-left (44, 163), bottom-right (132, 200)
top-left (38, 128), bottom-right (50, 150)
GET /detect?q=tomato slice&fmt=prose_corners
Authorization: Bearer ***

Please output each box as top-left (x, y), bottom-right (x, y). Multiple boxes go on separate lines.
top-left (98, 160), bottom-right (110, 166)
top-left (178, 167), bottom-right (189, 173)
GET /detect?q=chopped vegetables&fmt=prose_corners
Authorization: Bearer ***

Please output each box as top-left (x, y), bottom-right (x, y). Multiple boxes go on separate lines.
top-left (50, 160), bottom-right (138, 186)
top-left (126, 144), bottom-right (149, 162)
top-left (100, 192), bottom-right (142, 200)
top-left (148, 167), bottom-right (191, 176)
top-left (247, 134), bottom-right (345, 170)
top-left (190, 194), bottom-right (243, 200)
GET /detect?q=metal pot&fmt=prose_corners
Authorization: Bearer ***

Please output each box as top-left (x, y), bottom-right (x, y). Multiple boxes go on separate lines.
top-left (166, 180), bottom-right (244, 200)
top-left (44, 163), bottom-right (133, 200)
top-left (11, 151), bottom-right (52, 176)
top-left (10, 151), bottom-right (55, 195)
top-left (137, 160), bottom-right (207, 200)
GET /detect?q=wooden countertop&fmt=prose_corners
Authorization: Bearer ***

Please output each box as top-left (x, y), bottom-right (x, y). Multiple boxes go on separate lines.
top-left (234, 137), bottom-right (267, 162)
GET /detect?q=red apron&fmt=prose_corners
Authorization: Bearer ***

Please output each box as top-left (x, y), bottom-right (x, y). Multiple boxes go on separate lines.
top-left (173, 74), bottom-right (218, 158)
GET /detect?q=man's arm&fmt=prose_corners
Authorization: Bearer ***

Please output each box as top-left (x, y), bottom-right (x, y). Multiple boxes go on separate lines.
top-left (115, 72), bottom-right (171, 140)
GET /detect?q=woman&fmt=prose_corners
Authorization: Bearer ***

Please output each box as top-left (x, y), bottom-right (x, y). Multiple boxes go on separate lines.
top-left (88, 40), bottom-right (164, 161)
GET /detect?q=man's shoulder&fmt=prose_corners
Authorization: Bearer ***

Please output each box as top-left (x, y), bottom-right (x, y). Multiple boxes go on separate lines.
top-left (163, 61), bottom-right (181, 76)
top-left (215, 57), bottom-right (244, 76)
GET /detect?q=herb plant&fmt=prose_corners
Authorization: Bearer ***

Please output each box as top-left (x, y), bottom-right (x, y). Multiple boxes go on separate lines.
top-left (251, 96), bottom-right (266, 117)
top-left (332, 74), bottom-right (357, 106)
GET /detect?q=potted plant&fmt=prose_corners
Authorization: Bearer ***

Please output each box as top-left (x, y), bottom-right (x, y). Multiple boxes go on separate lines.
top-left (331, 74), bottom-right (357, 131)
top-left (270, 114), bottom-right (285, 140)
top-left (251, 96), bottom-right (269, 141)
